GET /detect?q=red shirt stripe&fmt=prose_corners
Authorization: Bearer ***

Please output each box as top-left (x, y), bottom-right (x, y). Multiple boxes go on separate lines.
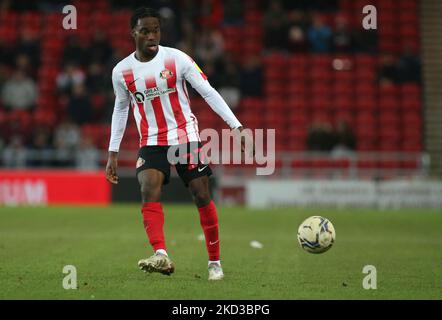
top-left (145, 76), bottom-right (168, 145)
top-left (123, 69), bottom-right (148, 147)
top-left (165, 58), bottom-right (188, 144)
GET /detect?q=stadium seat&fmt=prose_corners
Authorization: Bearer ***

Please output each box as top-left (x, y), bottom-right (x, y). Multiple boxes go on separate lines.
top-left (356, 98), bottom-right (377, 111)
top-left (401, 159), bottom-right (419, 170)
top-left (402, 98), bottom-right (421, 110)
top-left (379, 97), bottom-right (400, 111)
top-left (334, 96), bottom-right (354, 111)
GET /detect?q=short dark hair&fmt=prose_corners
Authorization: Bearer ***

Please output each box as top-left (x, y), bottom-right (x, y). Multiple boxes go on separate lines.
top-left (130, 7), bottom-right (161, 30)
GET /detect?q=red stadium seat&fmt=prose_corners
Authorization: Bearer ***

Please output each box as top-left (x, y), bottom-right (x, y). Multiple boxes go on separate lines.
top-left (379, 97), bottom-right (400, 111)
top-left (288, 55), bottom-right (309, 67)
top-left (310, 55), bottom-right (332, 68)
top-left (401, 159), bottom-right (419, 170)
top-left (311, 96), bottom-right (332, 111)
top-left (379, 111), bottom-right (400, 128)
top-left (310, 68), bottom-right (333, 82)
top-left (356, 98), bottom-right (377, 111)
top-left (333, 82), bottom-right (354, 97)
top-left (334, 71), bottom-right (354, 82)
top-left (401, 84), bottom-right (421, 98)
top-left (402, 141), bottom-right (422, 152)
top-left (311, 83), bottom-right (332, 97)
top-left (310, 112), bottom-right (332, 124)
top-left (334, 96), bottom-right (354, 111)
top-left (378, 159), bottom-right (400, 169)
top-left (357, 158), bottom-right (378, 169)
top-left (262, 54), bottom-right (287, 67)
top-left (334, 111), bottom-right (354, 124)
top-left (355, 67), bottom-right (376, 82)
top-left (357, 140), bottom-right (377, 152)
top-left (241, 98), bottom-right (264, 111)
top-left (401, 98), bottom-right (421, 110)
top-left (355, 55), bottom-right (376, 67)
top-left (355, 83), bottom-right (377, 99)
top-left (289, 113), bottom-right (308, 128)
top-left (244, 11), bottom-right (262, 23)
top-left (379, 141), bottom-right (400, 152)
top-left (287, 97), bottom-right (308, 110)
top-left (287, 68), bottom-right (307, 82)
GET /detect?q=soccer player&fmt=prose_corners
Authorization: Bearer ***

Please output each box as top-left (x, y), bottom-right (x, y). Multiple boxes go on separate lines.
top-left (105, 7), bottom-right (246, 281)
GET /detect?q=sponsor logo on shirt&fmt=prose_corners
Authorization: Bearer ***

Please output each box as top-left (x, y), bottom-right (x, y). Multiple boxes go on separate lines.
top-left (133, 87), bottom-right (177, 103)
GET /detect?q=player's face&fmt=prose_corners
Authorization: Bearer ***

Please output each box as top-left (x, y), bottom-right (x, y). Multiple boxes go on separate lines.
top-left (132, 17), bottom-right (161, 57)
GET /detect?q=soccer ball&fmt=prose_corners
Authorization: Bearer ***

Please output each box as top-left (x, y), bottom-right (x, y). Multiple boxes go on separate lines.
top-left (297, 216), bottom-right (336, 254)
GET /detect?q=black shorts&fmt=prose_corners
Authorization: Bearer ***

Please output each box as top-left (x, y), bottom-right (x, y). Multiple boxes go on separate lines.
top-left (135, 141), bottom-right (212, 186)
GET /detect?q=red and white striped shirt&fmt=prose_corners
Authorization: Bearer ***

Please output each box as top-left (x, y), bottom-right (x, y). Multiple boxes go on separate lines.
top-left (109, 45), bottom-right (242, 152)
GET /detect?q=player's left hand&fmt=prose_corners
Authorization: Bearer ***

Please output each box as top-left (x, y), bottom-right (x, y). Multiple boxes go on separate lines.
top-left (236, 126), bottom-right (255, 158)
top-left (106, 152), bottom-right (119, 184)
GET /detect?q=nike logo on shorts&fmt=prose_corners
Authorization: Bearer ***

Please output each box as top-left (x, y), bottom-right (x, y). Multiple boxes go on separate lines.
top-left (198, 165), bottom-right (208, 172)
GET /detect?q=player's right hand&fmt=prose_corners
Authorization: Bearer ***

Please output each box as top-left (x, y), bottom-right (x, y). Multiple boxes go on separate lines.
top-left (106, 153), bottom-right (119, 184)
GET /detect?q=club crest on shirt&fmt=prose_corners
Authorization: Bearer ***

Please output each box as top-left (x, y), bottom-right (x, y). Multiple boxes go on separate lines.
top-left (160, 69), bottom-right (174, 80)
top-left (136, 157), bottom-right (145, 168)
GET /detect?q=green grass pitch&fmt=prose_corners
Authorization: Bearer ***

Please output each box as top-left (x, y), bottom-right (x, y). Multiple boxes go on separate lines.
top-left (0, 205), bottom-right (441, 299)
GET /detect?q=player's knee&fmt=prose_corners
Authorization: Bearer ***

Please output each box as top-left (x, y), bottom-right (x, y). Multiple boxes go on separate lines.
top-left (140, 181), bottom-right (162, 202)
top-left (191, 189), bottom-right (211, 207)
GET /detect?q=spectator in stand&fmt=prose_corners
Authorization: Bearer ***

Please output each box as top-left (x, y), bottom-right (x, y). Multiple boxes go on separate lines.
top-left (28, 130), bottom-right (52, 167)
top-left (201, 60), bottom-right (221, 89)
top-left (0, 64), bottom-right (8, 92)
top-left (179, 0), bottom-right (199, 23)
top-left (308, 14), bottom-right (333, 53)
top-left (194, 28), bottom-right (224, 66)
top-left (0, 38), bottom-right (14, 68)
top-left (263, 0), bottom-right (288, 52)
top-left (15, 53), bottom-right (34, 77)
top-left (306, 121), bottom-right (336, 152)
top-left (52, 120), bottom-right (81, 167)
top-left (239, 55), bottom-right (263, 97)
top-left (332, 15), bottom-right (353, 53)
top-left (176, 19), bottom-right (196, 57)
top-left (287, 10), bottom-right (309, 53)
top-left (378, 54), bottom-right (399, 85)
top-left (89, 31), bottom-right (113, 65)
top-left (16, 29), bottom-right (40, 66)
top-left (2, 135), bottom-right (27, 168)
top-left (222, 0), bottom-right (244, 26)
top-left (75, 137), bottom-right (100, 170)
top-left (352, 26), bottom-right (377, 53)
top-left (85, 62), bottom-right (106, 93)
top-left (54, 120), bottom-right (81, 150)
top-left (1, 70), bottom-right (37, 111)
top-left (216, 56), bottom-right (241, 109)
top-left (332, 121), bottom-right (356, 156)
top-left (158, 6), bottom-right (179, 47)
top-left (397, 44), bottom-right (421, 83)
top-left (198, 0), bottom-right (223, 28)
top-left (56, 62), bottom-right (86, 95)
top-left (62, 36), bottom-right (87, 66)
top-left (67, 84), bottom-right (92, 125)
